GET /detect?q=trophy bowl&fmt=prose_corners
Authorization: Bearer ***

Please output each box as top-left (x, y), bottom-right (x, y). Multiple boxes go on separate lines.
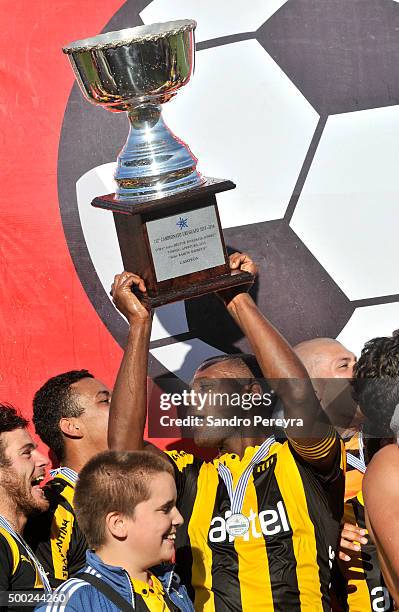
top-left (63, 20), bottom-right (204, 201)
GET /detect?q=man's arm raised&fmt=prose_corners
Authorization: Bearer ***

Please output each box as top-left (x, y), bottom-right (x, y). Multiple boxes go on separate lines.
top-left (221, 253), bottom-right (338, 471)
top-left (108, 272), bottom-right (152, 451)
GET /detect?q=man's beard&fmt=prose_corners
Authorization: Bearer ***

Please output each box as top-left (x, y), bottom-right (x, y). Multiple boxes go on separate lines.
top-left (1, 467), bottom-right (48, 517)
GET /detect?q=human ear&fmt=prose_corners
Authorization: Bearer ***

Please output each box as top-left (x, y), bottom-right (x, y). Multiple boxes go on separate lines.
top-left (59, 417), bottom-right (83, 439)
top-left (106, 512), bottom-right (128, 539)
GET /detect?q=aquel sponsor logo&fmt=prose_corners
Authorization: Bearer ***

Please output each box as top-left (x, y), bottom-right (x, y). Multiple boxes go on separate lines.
top-left (208, 502), bottom-right (290, 543)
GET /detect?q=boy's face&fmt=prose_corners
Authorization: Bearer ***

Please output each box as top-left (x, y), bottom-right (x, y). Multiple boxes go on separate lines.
top-left (126, 472), bottom-right (183, 567)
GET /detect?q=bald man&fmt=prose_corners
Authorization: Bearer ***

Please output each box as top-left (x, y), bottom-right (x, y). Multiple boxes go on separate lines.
top-left (295, 339), bottom-right (393, 612)
top-left (294, 338), bottom-right (360, 436)
top-left (294, 338), bottom-right (362, 499)
top-left (294, 337), bottom-right (355, 377)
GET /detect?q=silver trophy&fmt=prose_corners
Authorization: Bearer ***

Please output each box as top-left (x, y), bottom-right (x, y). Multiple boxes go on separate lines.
top-left (63, 20), bottom-right (204, 201)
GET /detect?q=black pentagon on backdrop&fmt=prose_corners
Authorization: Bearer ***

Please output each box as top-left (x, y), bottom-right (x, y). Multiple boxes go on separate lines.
top-left (257, 0), bottom-right (399, 115)
top-left (185, 220), bottom-right (354, 352)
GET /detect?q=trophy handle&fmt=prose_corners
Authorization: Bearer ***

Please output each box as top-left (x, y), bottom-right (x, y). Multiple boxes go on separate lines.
top-left (115, 103), bottom-right (204, 201)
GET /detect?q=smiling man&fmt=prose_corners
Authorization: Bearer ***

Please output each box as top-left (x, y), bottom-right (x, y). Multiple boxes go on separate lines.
top-left (0, 403), bottom-right (51, 610)
top-left (24, 370), bottom-right (112, 587)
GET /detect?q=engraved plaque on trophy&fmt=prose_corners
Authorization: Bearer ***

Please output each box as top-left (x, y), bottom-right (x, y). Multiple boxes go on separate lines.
top-left (63, 20), bottom-right (253, 307)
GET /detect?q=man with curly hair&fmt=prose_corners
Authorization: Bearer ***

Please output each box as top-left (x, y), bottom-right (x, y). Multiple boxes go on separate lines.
top-left (354, 331), bottom-right (399, 606)
top-left (353, 331), bottom-right (399, 460)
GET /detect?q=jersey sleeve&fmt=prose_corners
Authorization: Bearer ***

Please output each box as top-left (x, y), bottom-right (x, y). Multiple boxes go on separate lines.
top-left (164, 450), bottom-right (203, 501)
top-left (165, 449), bottom-right (196, 471)
top-left (67, 522), bottom-right (87, 578)
top-left (47, 492), bottom-right (88, 586)
top-left (25, 481), bottom-right (87, 589)
top-left (0, 531), bottom-right (15, 591)
top-left (26, 506), bottom-right (73, 588)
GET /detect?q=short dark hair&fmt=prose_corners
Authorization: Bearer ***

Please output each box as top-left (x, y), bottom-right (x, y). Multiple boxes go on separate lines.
top-left (195, 353), bottom-right (274, 399)
top-left (196, 353), bottom-right (264, 380)
top-left (74, 451), bottom-right (174, 549)
top-left (352, 331), bottom-right (399, 442)
top-left (33, 370), bottom-right (94, 462)
top-left (0, 404), bottom-right (28, 466)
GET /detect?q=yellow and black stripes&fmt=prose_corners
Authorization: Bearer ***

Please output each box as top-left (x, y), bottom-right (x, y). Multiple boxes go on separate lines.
top-left (253, 461), bottom-right (300, 611)
top-left (24, 475), bottom-right (87, 588)
top-left (0, 527), bottom-right (20, 576)
top-left (0, 528), bottom-right (44, 596)
top-left (209, 479), bottom-right (242, 612)
top-left (166, 450), bottom-right (202, 601)
top-left (168, 440), bottom-right (344, 611)
top-left (333, 493), bottom-right (394, 612)
top-left (344, 433), bottom-right (364, 501)
top-left (50, 500), bottom-right (74, 581)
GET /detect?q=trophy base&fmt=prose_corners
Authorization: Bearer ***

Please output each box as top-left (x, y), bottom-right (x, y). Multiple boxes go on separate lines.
top-left (138, 269), bottom-right (252, 308)
top-left (92, 177), bottom-right (254, 306)
top-left (93, 177), bottom-right (235, 214)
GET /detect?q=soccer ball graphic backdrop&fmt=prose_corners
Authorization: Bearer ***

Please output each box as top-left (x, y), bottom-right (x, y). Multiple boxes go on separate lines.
top-left (58, 0), bottom-right (399, 381)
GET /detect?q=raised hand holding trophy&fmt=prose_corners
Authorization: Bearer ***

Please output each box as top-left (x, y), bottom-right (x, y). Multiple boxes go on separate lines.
top-left (63, 20), bottom-right (253, 306)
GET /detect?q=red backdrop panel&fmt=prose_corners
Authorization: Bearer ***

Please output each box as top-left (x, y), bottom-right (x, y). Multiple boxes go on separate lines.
top-left (0, 1), bottom-right (135, 455)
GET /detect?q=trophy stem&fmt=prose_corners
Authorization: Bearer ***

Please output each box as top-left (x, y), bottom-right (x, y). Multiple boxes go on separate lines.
top-left (114, 103), bottom-right (203, 201)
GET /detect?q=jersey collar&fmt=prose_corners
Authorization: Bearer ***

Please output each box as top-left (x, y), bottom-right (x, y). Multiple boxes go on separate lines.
top-left (50, 466), bottom-right (79, 486)
top-left (217, 438), bottom-right (277, 470)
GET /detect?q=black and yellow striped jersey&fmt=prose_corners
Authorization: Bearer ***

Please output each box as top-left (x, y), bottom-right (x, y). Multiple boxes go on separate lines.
top-left (0, 526), bottom-right (45, 612)
top-left (24, 471), bottom-right (87, 588)
top-left (333, 492), bottom-right (394, 612)
top-left (344, 433), bottom-right (364, 501)
top-left (167, 437), bottom-right (345, 611)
